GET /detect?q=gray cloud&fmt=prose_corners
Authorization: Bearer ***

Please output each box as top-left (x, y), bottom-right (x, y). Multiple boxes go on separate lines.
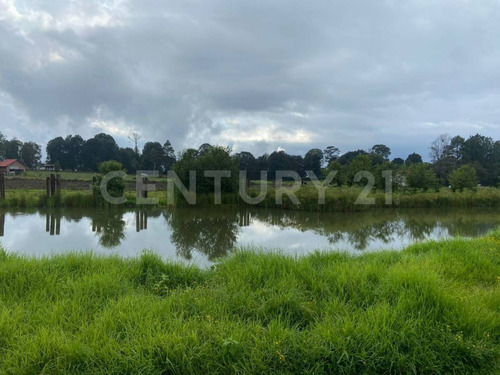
top-left (0, 0), bottom-right (499, 159)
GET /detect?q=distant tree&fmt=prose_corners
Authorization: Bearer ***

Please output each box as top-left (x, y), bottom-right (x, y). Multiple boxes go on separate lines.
top-left (92, 160), bottom-right (126, 205)
top-left (267, 151), bottom-right (292, 180)
top-left (65, 135), bottom-right (84, 170)
top-left (290, 155), bottom-right (306, 179)
top-left (141, 142), bottom-right (165, 172)
top-left (346, 155), bottom-right (372, 186)
top-left (20, 141), bottom-right (41, 169)
top-left (0, 132), bottom-right (6, 160)
top-left (461, 134), bottom-right (493, 165)
top-left (326, 160), bottom-right (346, 186)
top-left (448, 165), bottom-right (479, 191)
top-left (118, 147), bottom-right (140, 174)
top-left (323, 146), bottom-right (340, 166)
top-left (46, 136), bottom-right (66, 165)
top-left (447, 135), bottom-right (465, 166)
top-left (371, 144), bottom-right (391, 160)
top-left (128, 132), bottom-right (142, 155)
top-left (4, 138), bottom-right (23, 160)
top-left (429, 134), bottom-right (451, 163)
top-left (81, 133), bottom-right (119, 171)
top-left (197, 143), bottom-right (212, 157)
top-left (256, 154), bottom-right (269, 175)
top-left (54, 160), bottom-right (61, 172)
top-left (405, 152), bottom-right (423, 165)
top-left (162, 140), bottom-right (176, 172)
top-left (236, 151), bottom-right (259, 180)
top-left (391, 157), bottom-right (405, 166)
top-left (338, 150), bottom-right (368, 166)
top-left (172, 146), bottom-right (238, 196)
top-left (406, 164), bottom-right (438, 191)
top-left (303, 148), bottom-right (323, 178)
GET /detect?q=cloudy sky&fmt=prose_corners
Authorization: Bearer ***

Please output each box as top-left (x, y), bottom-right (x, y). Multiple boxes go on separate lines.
top-left (1, 0), bottom-right (499, 160)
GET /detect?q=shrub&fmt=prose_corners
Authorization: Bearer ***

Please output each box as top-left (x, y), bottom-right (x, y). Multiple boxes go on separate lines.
top-left (449, 165), bottom-right (479, 191)
top-left (406, 163), bottom-right (438, 191)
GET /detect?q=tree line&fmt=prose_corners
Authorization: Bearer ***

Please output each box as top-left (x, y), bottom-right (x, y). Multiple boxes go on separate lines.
top-left (0, 131), bottom-right (498, 188)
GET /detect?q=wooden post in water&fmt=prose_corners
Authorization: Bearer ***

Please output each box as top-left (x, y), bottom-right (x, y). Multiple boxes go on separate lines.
top-left (56, 216), bottom-right (61, 235)
top-left (50, 214), bottom-right (55, 236)
top-left (46, 213), bottom-right (50, 232)
top-left (143, 211), bottom-right (148, 230)
top-left (50, 174), bottom-right (56, 196)
top-left (135, 211), bottom-right (140, 232)
top-left (0, 213), bottom-right (5, 237)
top-left (0, 173), bottom-right (5, 200)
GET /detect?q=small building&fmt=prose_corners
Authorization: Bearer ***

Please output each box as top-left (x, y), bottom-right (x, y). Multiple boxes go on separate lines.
top-left (40, 163), bottom-right (55, 171)
top-left (0, 159), bottom-right (26, 174)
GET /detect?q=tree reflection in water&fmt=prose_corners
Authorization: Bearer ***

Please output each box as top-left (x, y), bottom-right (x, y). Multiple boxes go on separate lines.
top-left (163, 209), bottom-right (240, 260)
top-left (91, 210), bottom-right (126, 248)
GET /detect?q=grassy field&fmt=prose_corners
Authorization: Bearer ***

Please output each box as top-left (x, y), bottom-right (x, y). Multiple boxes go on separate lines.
top-left (1, 186), bottom-right (500, 211)
top-left (0, 230), bottom-right (499, 374)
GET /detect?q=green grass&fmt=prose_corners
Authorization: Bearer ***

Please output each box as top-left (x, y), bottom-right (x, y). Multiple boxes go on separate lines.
top-left (19, 171), bottom-right (166, 182)
top-left (1, 186), bottom-right (500, 211)
top-left (0, 230), bottom-right (499, 374)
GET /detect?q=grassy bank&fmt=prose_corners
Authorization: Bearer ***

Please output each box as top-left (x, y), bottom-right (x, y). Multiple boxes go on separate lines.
top-left (0, 230), bottom-right (499, 374)
top-left (1, 186), bottom-right (500, 211)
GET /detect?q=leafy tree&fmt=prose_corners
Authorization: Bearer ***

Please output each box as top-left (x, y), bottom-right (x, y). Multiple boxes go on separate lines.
top-left (20, 141), bottom-right (41, 168)
top-left (406, 164), bottom-right (438, 191)
top-left (290, 155), bottom-right (306, 179)
top-left (65, 135), bottom-right (84, 170)
top-left (54, 161), bottom-right (61, 172)
top-left (46, 136), bottom-right (67, 165)
top-left (326, 160), bottom-right (346, 186)
top-left (405, 152), bottom-right (423, 165)
top-left (4, 138), bottom-right (23, 159)
top-left (256, 154), bottom-right (268, 175)
top-left (267, 151), bottom-right (292, 180)
top-left (141, 142), bottom-right (165, 172)
top-left (447, 135), bottom-right (465, 166)
top-left (92, 160), bottom-right (126, 205)
top-left (338, 150), bottom-right (367, 166)
top-left (236, 151), bottom-right (259, 180)
top-left (371, 144), bottom-right (391, 160)
top-left (323, 146), bottom-right (340, 166)
top-left (118, 147), bottom-right (140, 174)
top-left (303, 148), bottom-right (323, 177)
top-left (448, 165), bottom-right (479, 191)
top-left (162, 140), bottom-right (176, 172)
top-left (346, 155), bottom-right (372, 186)
top-left (172, 146), bottom-right (238, 196)
top-left (0, 132), bottom-right (6, 160)
top-left (81, 133), bottom-right (119, 171)
top-left (391, 157), bottom-right (405, 166)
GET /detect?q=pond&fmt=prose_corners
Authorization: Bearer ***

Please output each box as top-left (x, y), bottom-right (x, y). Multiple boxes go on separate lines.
top-left (0, 207), bottom-right (498, 267)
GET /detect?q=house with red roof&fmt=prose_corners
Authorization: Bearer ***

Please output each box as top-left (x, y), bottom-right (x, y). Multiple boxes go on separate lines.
top-left (0, 159), bottom-right (26, 174)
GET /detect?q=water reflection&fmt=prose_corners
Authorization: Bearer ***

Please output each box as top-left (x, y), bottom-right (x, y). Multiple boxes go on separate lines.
top-left (163, 209), bottom-right (239, 260)
top-left (0, 207), bottom-right (498, 264)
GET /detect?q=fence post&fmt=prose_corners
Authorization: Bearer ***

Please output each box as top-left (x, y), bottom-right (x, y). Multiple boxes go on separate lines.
top-left (46, 177), bottom-right (51, 197)
top-left (0, 173), bottom-right (5, 200)
top-left (50, 174), bottom-right (56, 196)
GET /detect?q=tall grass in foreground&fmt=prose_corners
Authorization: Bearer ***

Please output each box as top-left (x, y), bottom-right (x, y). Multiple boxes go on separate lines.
top-left (0, 230), bottom-right (499, 374)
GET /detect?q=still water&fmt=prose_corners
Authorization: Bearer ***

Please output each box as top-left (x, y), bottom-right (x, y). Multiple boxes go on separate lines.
top-left (0, 208), bottom-right (498, 267)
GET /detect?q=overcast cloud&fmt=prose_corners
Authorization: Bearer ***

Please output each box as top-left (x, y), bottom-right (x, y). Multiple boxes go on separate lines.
top-left (1, 0), bottom-right (499, 159)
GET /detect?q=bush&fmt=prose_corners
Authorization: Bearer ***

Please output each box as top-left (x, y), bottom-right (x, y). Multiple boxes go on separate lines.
top-left (172, 146), bottom-right (239, 196)
top-left (406, 163), bottom-right (438, 191)
top-left (449, 165), bottom-right (479, 191)
top-left (92, 160), bottom-right (126, 205)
